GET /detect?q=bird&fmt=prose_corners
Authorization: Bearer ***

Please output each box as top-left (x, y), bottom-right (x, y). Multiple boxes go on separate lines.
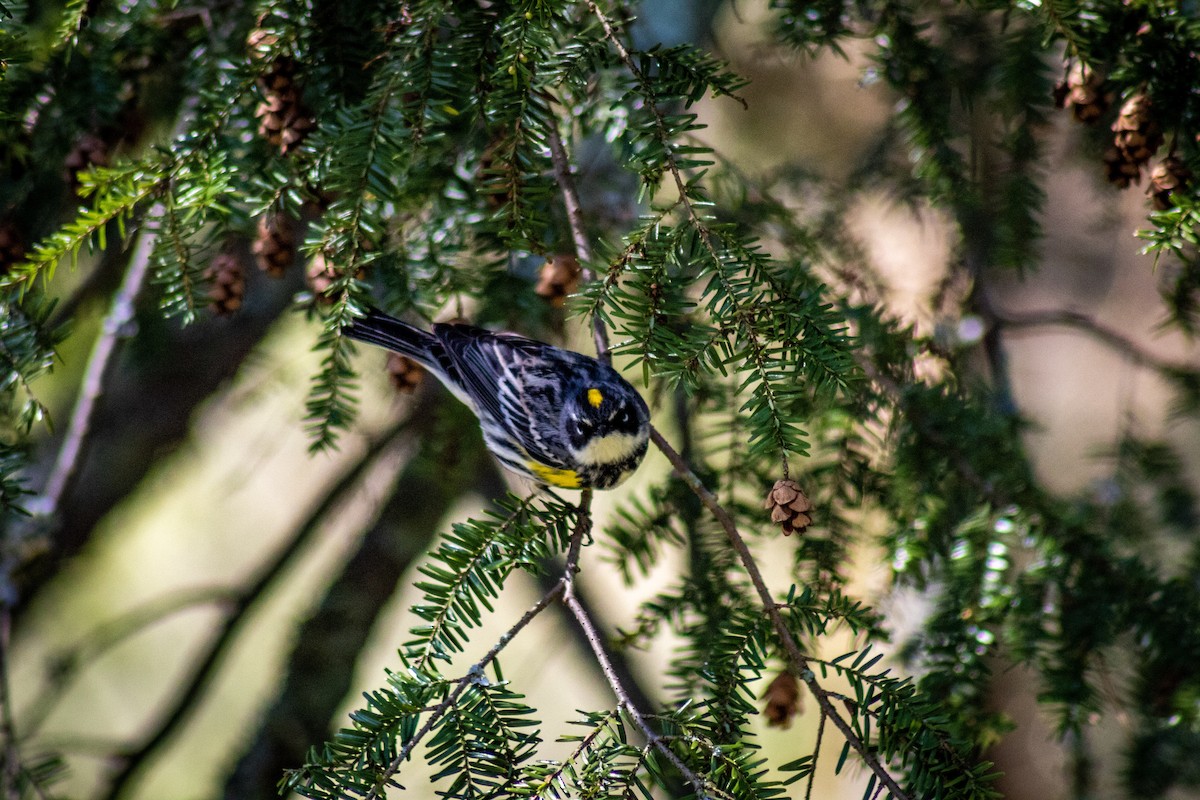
top-left (345, 308), bottom-right (650, 490)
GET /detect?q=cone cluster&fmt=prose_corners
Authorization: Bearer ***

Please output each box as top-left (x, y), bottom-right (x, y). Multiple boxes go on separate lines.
top-left (250, 25), bottom-right (314, 156)
top-left (762, 671), bottom-right (801, 729)
top-left (386, 353), bottom-right (425, 394)
top-left (1054, 64), bottom-right (1109, 124)
top-left (206, 251), bottom-right (245, 315)
top-left (252, 213), bottom-right (295, 277)
top-left (535, 254), bottom-right (582, 306)
top-left (764, 478), bottom-right (813, 535)
top-left (1104, 93), bottom-right (1163, 188)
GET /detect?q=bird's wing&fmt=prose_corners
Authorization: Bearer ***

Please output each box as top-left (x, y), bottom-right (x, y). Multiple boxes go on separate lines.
top-left (433, 324), bottom-right (570, 467)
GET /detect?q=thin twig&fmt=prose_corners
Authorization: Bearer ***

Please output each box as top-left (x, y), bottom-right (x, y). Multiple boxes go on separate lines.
top-left (546, 117), bottom-right (611, 362)
top-left (648, 425), bottom-right (911, 800)
top-left (989, 305), bottom-right (1197, 376)
top-left (364, 581), bottom-right (568, 800)
top-left (548, 79), bottom-right (711, 797)
top-left (805, 709), bottom-right (826, 800)
top-left (561, 577), bottom-right (712, 798)
top-left (29, 219), bottom-right (157, 521)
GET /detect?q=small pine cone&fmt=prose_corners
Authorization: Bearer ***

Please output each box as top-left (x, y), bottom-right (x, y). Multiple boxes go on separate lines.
top-left (0, 222), bottom-right (25, 275)
top-left (252, 213), bottom-right (295, 277)
top-left (306, 252), bottom-right (338, 301)
top-left (246, 26), bottom-right (279, 61)
top-left (386, 353), bottom-right (425, 394)
top-left (63, 133), bottom-right (110, 193)
top-left (205, 251), bottom-right (245, 315)
top-left (255, 58), bottom-right (314, 154)
top-left (1147, 156), bottom-right (1191, 210)
top-left (1056, 64), bottom-right (1109, 124)
top-left (280, 112), bottom-right (315, 154)
top-left (534, 254), bottom-right (582, 306)
top-left (1112, 93), bottom-right (1163, 168)
top-left (764, 478), bottom-right (813, 535)
top-left (1103, 146), bottom-right (1143, 188)
top-left (763, 671), bottom-right (801, 729)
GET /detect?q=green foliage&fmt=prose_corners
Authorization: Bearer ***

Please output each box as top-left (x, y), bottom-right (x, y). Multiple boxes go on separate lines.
top-left (5, 0), bottom-right (1200, 799)
top-left (407, 494), bottom-right (573, 668)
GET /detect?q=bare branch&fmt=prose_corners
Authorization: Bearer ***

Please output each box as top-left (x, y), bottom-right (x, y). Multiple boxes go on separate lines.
top-left (561, 576), bottom-right (715, 798)
top-left (546, 117), bottom-right (611, 362)
top-left (989, 305), bottom-right (1197, 376)
top-left (29, 220), bottom-right (157, 522)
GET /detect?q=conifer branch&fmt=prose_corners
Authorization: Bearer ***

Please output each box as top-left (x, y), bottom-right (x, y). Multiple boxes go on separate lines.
top-left (364, 580), bottom-right (568, 800)
top-left (588, 0), bottom-right (797, 475)
top-left (647, 425), bottom-right (912, 800)
top-left (561, 575), bottom-right (711, 797)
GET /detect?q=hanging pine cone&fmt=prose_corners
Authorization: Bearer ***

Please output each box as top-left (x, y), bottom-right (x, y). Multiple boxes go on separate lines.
top-left (254, 56), bottom-right (315, 155)
top-left (1104, 93), bottom-right (1163, 187)
top-left (1054, 64), bottom-right (1109, 125)
top-left (306, 252), bottom-right (342, 302)
top-left (205, 251), bottom-right (245, 315)
top-left (534, 254), bottom-right (582, 306)
top-left (252, 213), bottom-right (295, 277)
top-left (764, 478), bottom-right (813, 535)
top-left (1147, 156), bottom-right (1191, 210)
top-left (386, 352), bottom-right (425, 394)
top-left (246, 25), bottom-right (278, 61)
top-left (0, 222), bottom-right (25, 275)
top-left (762, 671), bottom-right (801, 729)
top-left (1102, 147), bottom-right (1143, 189)
top-left (63, 133), bottom-right (110, 194)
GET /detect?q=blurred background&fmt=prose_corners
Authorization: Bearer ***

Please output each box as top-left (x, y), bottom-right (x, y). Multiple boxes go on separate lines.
top-left (3, 1), bottom-right (1199, 799)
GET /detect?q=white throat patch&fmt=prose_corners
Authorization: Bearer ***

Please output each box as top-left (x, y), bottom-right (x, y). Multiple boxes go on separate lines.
top-left (570, 430), bottom-right (645, 467)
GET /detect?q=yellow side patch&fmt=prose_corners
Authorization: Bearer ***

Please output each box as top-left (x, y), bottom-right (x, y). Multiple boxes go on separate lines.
top-left (528, 461), bottom-right (581, 489)
top-left (587, 388), bottom-right (604, 408)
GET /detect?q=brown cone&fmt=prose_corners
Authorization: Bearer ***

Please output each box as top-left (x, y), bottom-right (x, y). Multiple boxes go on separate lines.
top-left (764, 478), bottom-right (813, 535)
top-left (1055, 64), bottom-right (1109, 125)
top-left (1147, 156), bottom-right (1191, 210)
top-left (1104, 93), bottom-right (1163, 187)
top-left (386, 353), bottom-right (425, 394)
top-left (252, 213), bottom-right (295, 277)
top-left (535, 254), bottom-right (582, 307)
top-left (763, 671), bottom-right (801, 728)
top-left (307, 252), bottom-right (336, 302)
top-left (255, 57), bottom-right (315, 155)
top-left (206, 251), bottom-right (245, 315)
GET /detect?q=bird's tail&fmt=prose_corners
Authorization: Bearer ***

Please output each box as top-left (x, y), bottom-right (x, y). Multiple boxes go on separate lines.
top-left (344, 308), bottom-right (437, 362)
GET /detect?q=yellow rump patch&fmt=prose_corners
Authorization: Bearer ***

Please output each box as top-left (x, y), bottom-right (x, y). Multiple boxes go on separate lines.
top-left (586, 388), bottom-right (604, 408)
top-left (528, 461), bottom-right (581, 489)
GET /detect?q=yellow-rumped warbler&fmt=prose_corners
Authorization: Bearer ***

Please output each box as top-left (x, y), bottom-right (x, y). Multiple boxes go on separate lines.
top-left (347, 308), bottom-right (650, 490)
